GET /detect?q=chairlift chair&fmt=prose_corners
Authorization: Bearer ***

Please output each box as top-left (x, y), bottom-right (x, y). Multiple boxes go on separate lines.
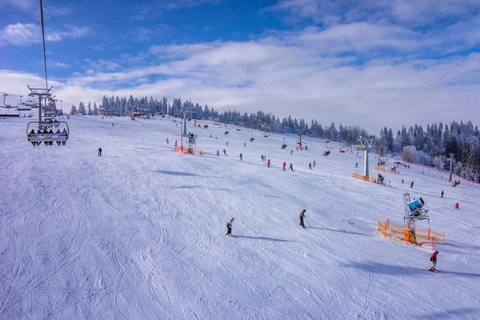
top-left (27, 120), bottom-right (70, 146)
top-left (0, 93), bottom-right (20, 117)
top-left (281, 137), bottom-right (287, 149)
top-left (1, 93), bottom-right (12, 108)
top-left (16, 95), bottom-right (33, 111)
top-left (25, 87), bottom-right (70, 146)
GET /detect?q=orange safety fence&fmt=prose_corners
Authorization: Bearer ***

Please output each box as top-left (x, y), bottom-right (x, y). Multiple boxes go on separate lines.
top-left (378, 219), bottom-right (445, 249)
top-left (374, 165), bottom-right (400, 174)
top-left (175, 146), bottom-right (203, 155)
top-left (352, 172), bottom-right (377, 183)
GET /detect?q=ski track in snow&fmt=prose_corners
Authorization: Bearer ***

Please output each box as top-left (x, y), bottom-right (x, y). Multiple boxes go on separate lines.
top-left (1, 116), bottom-right (480, 319)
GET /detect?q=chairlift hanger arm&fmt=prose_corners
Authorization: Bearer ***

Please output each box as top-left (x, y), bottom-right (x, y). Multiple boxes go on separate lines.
top-left (1, 93), bottom-right (12, 108)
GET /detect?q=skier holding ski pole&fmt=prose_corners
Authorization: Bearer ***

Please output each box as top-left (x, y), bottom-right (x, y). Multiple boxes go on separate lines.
top-left (299, 209), bottom-right (306, 228)
top-left (226, 218), bottom-right (235, 236)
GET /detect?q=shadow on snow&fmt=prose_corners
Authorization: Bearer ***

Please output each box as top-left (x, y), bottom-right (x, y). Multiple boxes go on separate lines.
top-left (308, 227), bottom-right (371, 237)
top-left (235, 235), bottom-right (296, 242)
top-left (342, 261), bottom-right (480, 278)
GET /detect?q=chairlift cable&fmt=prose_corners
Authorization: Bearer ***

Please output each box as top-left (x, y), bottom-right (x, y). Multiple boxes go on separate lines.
top-left (39, 0), bottom-right (49, 89)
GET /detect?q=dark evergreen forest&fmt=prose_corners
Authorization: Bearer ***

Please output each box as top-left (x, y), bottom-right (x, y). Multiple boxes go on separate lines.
top-left (71, 95), bottom-right (480, 182)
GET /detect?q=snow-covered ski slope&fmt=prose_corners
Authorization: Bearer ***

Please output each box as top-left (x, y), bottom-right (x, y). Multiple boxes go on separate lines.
top-left (1, 116), bottom-right (479, 320)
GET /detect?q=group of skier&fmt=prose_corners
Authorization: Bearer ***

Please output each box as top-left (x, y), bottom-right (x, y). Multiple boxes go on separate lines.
top-left (226, 212), bottom-right (440, 271)
top-left (226, 209), bottom-right (308, 237)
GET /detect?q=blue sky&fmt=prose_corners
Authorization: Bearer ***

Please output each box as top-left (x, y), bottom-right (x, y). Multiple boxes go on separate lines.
top-left (1, 0), bottom-right (479, 133)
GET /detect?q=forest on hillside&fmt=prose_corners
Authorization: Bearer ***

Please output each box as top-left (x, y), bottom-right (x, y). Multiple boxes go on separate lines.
top-left (71, 95), bottom-right (480, 182)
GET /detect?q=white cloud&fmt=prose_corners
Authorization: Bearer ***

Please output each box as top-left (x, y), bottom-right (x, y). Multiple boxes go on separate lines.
top-left (42, 35), bottom-right (480, 132)
top-left (271, 0), bottom-right (480, 27)
top-left (0, 23), bottom-right (37, 46)
top-left (45, 6), bottom-right (74, 18)
top-left (2, 0), bottom-right (34, 11)
top-left (51, 61), bottom-right (70, 68)
top-left (129, 25), bottom-right (175, 42)
top-left (0, 23), bottom-right (90, 46)
top-left (46, 25), bottom-right (90, 42)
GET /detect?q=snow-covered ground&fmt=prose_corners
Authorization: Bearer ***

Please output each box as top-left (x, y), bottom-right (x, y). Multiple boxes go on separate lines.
top-left (1, 116), bottom-right (479, 320)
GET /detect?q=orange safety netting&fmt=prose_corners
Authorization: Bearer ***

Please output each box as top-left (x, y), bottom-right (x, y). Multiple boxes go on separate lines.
top-left (378, 219), bottom-right (445, 249)
top-left (374, 165), bottom-right (400, 174)
top-left (175, 146), bottom-right (203, 155)
top-left (352, 172), bottom-right (377, 183)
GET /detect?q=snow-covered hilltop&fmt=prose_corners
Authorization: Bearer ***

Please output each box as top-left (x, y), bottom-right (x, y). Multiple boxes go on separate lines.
top-left (1, 116), bottom-right (479, 319)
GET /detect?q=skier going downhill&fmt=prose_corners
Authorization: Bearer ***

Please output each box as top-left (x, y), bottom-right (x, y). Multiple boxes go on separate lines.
top-left (429, 250), bottom-right (438, 271)
top-left (299, 209), bottom-right (306, 228)
top-left (226, 218), bottom-right (234, 236)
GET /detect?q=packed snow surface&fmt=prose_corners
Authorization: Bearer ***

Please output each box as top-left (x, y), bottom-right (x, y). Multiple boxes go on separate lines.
top-left (1, 116), bottom-right (479, 320)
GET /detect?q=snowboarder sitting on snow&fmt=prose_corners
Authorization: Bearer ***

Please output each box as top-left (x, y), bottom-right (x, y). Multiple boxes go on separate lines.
top-left (226, 218), bottom-right (234, 236)
top-left (299, 209), bottom-right (306, 228)
top-left (377, 173), bottom-right (384, 183)
top-left (429, 250), bottom-right (438, 271)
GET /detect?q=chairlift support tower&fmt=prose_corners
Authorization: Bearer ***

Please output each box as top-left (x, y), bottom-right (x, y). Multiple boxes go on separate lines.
top-left (447, 153), bottom-right (455, 182)
top-left (297, 130), bottom-right (302, 148)
top-left (358, 135), bottom-right (375, 178)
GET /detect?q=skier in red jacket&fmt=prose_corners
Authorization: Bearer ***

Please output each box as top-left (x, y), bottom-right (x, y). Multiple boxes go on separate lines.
top-left (429, 251), bottom-right (438, 271)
